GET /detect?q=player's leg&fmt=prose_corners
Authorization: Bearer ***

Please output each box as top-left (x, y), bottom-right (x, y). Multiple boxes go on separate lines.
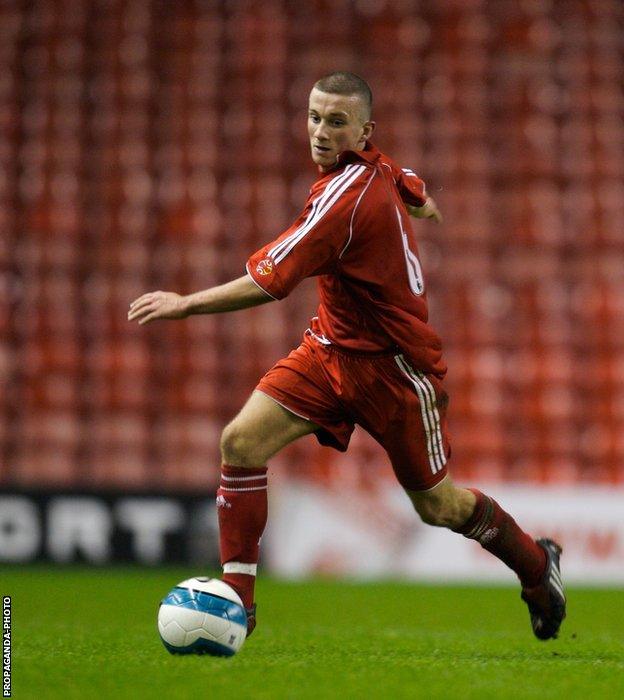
top-left (405, 476), bottom-right (547, 587)
top-left (221, 338), bottom-right (355, 635)
top-left (217, 390), bottom-right (319, 628)
top-left (370, 362), bottom-right (549, 587)
top-left (404, 474), bottom-right (475, 528)
top-left (220, 389), bottom-right (318, 466)
top-left (405, 476), bottom-right (565, 640)
top-left (361, 357), bottom-right (565, 639)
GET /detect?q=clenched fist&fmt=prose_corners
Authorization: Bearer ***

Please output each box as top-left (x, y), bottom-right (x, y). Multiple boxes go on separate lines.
top-left (406, 196), bottom-right (443, 223)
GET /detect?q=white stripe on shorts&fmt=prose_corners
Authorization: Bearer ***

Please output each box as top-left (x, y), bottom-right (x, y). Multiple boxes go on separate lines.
top-left (394, 354), bottom-right (447, 474)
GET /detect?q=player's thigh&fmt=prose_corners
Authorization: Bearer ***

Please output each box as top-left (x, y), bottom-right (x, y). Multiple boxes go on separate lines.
top-left (221, 390), bottom-right (319, 466)
top-left (371, 371), bottom-right (450, 492)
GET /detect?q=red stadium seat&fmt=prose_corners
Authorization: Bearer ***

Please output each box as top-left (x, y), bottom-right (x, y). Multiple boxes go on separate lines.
top-left (2, 0), bottom-right (623, 490)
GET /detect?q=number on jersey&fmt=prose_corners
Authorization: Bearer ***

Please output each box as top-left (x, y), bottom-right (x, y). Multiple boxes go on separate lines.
top-left (395, 206), bottom-right (424, 295)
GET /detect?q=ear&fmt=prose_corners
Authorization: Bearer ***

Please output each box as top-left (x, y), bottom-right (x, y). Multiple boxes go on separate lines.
top-left (360, 120), bottom-right (376, 144)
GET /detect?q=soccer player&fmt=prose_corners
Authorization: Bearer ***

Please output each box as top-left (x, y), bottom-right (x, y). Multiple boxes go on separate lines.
top-left (128, 72), bottom-right (566, 641)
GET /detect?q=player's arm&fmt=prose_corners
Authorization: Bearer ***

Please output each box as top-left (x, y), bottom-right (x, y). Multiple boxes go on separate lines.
top-left (127, 274), bottom-right (272, 325)
top-left (405, 196), bottom-right (443, 223)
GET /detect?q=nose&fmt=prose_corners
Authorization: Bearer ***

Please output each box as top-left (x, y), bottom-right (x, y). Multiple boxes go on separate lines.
top-left (313, 120), bottom-right (329, 141)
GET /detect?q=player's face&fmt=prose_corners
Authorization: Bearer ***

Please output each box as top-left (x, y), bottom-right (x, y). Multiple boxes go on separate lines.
top-left (307, 88), bottom-right (375, 172)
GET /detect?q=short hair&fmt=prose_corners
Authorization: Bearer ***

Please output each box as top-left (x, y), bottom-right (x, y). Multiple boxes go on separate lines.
top-left (313, 71), bottom-right (373, 121)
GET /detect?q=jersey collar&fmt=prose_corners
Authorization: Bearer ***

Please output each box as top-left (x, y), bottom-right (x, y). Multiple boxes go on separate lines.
top-left (336, 140), bottom-right (381, 166)
top-left (315, 141), bottom-right (381, 180)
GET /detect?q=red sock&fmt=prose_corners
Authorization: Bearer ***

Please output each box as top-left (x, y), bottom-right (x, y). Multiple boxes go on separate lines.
top-left (454, 489), bottom-right (547, 587)
top-left (216, 464), bottom-right (268, 608)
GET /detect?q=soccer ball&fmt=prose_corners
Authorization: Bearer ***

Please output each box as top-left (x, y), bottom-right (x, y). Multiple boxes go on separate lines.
top-left (158, 577), bottom-right (247, 656)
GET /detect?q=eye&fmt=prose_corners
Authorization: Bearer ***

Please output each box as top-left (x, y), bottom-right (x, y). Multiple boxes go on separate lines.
top-left (332, 120), bottom-right (345, 127)
top-left (309, 114), bottom-right (320, 123)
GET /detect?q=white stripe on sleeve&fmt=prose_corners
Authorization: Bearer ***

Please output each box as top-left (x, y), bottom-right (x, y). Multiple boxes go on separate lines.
top-left (268, 164), bottom-right (366, 264)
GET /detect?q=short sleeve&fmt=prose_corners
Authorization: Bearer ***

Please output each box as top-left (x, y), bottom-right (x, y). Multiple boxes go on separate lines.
top-left (246, 163), bottom-right (371, 299)
top-left (394, 166), bottom-right (428, 208)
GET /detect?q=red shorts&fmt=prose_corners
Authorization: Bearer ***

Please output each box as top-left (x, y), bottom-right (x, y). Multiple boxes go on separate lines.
top-left (256, 333), bottom-right (450, 491)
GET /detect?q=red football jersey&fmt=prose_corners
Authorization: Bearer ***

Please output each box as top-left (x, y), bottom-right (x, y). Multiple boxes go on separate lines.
top-left (246, 142), bottom-right (446, 377)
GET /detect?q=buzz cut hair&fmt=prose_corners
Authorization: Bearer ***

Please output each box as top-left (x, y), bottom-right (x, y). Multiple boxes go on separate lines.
top-left (313, 71), bottom-right (373, 121)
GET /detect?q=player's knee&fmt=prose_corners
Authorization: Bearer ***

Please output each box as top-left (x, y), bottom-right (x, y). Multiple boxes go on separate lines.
top-left (409, 482), bottom-right (475, 529)
top-left (416, 503), bottom-right (447, 527)
top-left (220, 422), bottom-right (262, 467)
top-left (414, 498), bottom-right (464, 529)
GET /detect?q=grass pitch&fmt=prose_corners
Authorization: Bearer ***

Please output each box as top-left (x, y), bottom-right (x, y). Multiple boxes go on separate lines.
top-left (6, 567), bottom-right (623, 699)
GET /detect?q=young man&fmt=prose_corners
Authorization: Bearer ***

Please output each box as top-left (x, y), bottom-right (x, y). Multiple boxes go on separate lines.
top-left (128, 72), bottom-right (566, 641)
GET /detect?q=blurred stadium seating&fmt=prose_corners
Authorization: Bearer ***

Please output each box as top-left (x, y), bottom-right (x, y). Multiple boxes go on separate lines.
top-left (1, 0), bottom-right (623, 491)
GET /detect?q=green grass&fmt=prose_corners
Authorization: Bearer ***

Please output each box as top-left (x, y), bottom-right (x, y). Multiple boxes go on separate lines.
top-left (5, 567), bottom-right (623, 699)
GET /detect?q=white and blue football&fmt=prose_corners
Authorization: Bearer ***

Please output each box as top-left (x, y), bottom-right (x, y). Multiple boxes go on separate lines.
top-left (158, 577), bottom-right (247, 656)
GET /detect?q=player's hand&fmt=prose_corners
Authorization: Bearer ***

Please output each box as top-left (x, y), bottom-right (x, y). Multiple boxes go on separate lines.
top-left (406, 196), bottom-right (443, 223)
top-left (127, 291), bottom-right (188, 325)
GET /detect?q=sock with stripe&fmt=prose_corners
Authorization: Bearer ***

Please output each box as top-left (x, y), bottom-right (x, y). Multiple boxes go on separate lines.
top-left (453, 489), bottom-right (547, 588)
top-left (216, 464), bottom-right (268, 608)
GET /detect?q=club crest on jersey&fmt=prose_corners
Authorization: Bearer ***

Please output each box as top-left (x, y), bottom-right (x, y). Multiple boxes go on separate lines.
top-left (256, 257), bottom-right (274, 276)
